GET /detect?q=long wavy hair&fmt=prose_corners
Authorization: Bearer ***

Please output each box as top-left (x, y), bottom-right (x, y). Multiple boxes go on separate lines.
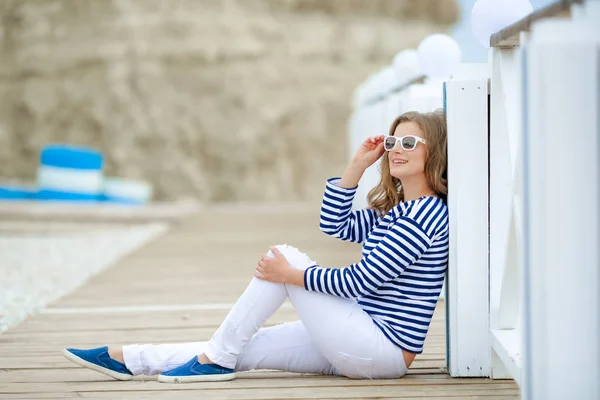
top-left (367, 109), bottom-right (448, 216)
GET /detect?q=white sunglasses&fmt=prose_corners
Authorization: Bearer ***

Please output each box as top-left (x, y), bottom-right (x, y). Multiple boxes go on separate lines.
top-left (384, 135), bottom-right (427, 152)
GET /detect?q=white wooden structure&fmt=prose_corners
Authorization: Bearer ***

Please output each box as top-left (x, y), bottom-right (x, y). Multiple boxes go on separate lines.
top-left (348, 1), bottom-right (599, 398)
top-left (488, 2), bottom-right (599, 399)
top-left (445, 72), bottom-right (490, 377)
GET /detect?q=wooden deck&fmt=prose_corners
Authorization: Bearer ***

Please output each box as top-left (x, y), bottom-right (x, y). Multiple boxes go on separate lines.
top-left (0, 205), bottom-right (519, 399)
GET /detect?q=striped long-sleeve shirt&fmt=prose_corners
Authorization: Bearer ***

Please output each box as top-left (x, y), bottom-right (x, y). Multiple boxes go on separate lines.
top-left (304, 178), bottom-right (449, 354)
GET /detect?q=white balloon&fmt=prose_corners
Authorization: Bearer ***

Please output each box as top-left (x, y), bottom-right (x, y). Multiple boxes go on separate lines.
top-left (417, 34), bottom-right (462, 79)
top-left (392, 49), bottom-right (420, 82)
top-left (471, 0), bottom-right (533, 48)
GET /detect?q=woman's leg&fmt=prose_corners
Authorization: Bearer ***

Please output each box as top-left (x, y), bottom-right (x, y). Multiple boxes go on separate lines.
top-left (200, 245), bottom-right (297, 369)
top-left (284, 277), bottom-right (408, 379)
top-left (198, 244), bottom-right (407, 379)
top-left (64, 247), bottom-right (405, 381)
top-left (123, 321), bottom-right (335, 376)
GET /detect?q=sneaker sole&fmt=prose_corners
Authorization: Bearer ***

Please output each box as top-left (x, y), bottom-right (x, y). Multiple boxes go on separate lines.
top-left (157, 372), bottom-right (236, 383)
top-left (62, 348), bottom-right (134, 381)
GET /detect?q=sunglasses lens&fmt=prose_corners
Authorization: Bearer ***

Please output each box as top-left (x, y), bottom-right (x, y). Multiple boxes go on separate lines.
top-left (384, 137), bottom-right (396, 151)
top-left (402, 136), bottom-right (417, 150)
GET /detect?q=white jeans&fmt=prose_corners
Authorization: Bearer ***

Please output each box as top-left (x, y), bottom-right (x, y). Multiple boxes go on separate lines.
top-left (122, 244), bottom-right (408, 379)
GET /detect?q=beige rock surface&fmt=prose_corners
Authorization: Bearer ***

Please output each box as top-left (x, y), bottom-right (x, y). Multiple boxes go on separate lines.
top-left (0, 0), bottom-right (458, 202)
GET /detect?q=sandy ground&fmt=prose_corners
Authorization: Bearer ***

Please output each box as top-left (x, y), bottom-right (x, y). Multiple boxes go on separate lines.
top-left (0, 220), bottom-right (169, 333)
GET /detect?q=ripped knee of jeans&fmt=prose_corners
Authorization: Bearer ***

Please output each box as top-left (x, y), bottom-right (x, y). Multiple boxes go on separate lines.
top-left (268, 244), bottom-right (316, 271)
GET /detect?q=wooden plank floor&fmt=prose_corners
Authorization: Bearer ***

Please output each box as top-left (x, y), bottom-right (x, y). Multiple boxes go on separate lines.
top-left (0, 205), bottom-right (519, 399)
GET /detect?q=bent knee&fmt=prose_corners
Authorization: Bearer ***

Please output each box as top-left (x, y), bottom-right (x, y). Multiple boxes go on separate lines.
top-left (268, 244), bottom-right (317, 271)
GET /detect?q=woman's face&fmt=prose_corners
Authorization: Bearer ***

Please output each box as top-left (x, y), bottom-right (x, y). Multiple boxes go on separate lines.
top-left (388, 121), bottom-right (428, 180)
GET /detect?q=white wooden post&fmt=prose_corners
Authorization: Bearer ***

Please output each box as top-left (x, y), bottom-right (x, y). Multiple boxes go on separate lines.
top-left (522, 18), bottom-right (600, 400)
top-left (489, 42), bottom-right (526, 383)
top-left (445, 78), bottom-right (490, 377)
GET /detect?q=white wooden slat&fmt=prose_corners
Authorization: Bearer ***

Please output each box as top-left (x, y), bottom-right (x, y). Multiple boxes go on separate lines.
top-left (445, 78), bottom-right (490, 377)
top-left (489, 48), bottom-right (517, 330)
top-left (491, 329), bottom-right (522, 384)
top-left (523, 18), bottom-right (600, 400)
top-left (498, 205), bottom-right (521, 330)
top-left (489, 42), bottom-right (528, 382)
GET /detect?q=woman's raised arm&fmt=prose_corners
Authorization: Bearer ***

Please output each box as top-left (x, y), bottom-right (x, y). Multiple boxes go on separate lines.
top-left (319, 136), bottom-right (385, 243)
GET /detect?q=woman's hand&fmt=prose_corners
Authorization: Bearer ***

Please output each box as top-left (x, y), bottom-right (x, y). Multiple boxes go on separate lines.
top-left (352, 135), bottom-right (386, 170)
top-left (254, 247), bottom-right (294, 284)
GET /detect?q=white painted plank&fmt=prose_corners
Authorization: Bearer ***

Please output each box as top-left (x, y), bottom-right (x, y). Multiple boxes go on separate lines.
top-left (523, 18), bottom-right (600, 400)
top-left (491, 329), bottom-right (522, 384)
top-left (445, 78), bottom-right (490, 377)
top-left (489, 48), bottom-right (515, 333)
top-left (489, 46), bottom-right (523, 333)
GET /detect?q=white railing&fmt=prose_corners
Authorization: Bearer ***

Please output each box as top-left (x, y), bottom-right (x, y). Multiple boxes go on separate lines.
top-left (488, 4), bottom-right (600, 399)
top-left (445, 70), bottom-right (490, 377)
top-left (349, 2), bottom-right (599, 399)
top-left (489, 38), bottom-right (526, 384)
top-left (521, 5), bottom-right (599, 399)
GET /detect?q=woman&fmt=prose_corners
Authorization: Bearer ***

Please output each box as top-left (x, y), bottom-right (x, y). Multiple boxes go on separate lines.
top-left (63, 109), bottom-right (449, 383)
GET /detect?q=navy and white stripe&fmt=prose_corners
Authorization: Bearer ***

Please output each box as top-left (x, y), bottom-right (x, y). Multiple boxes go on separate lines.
top-left (305, 178), bottom-right (449, 354)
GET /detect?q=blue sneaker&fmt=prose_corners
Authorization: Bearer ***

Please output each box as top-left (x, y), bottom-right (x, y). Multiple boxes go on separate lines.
top-left (158, 356), bottom-right (235, 383)
top-left (62, 346), bottom-right (133, 381)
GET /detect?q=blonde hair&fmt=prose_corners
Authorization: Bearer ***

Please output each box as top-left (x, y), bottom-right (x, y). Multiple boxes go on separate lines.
top-left (367, 109), bottom-right (448, 216)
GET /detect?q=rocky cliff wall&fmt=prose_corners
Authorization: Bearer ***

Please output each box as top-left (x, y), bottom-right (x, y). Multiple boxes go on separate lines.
top-left (0, 0), bottom-right (458, 202)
